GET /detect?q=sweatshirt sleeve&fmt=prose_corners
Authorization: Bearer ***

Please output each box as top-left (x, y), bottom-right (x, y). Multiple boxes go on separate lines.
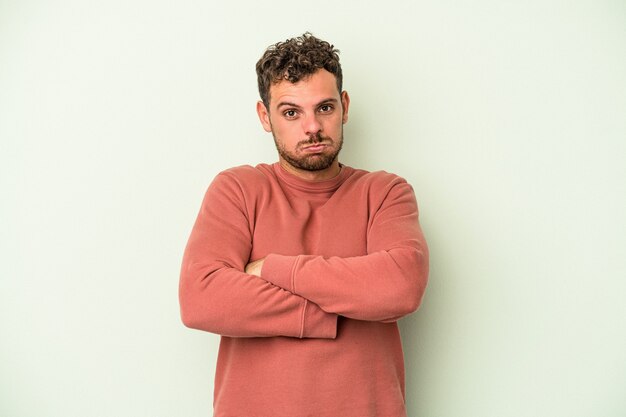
top-left (179, 171), bottom-right (338, 339)
top-left (260, 178), bottom-right (429, 322)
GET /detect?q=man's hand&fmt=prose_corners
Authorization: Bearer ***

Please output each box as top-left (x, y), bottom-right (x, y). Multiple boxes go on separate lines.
top-left (245, 258), bottom-right (265, 277)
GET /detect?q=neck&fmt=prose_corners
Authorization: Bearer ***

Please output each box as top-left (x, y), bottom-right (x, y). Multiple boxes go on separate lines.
top-left (278, 158), bottom-right (341, 181)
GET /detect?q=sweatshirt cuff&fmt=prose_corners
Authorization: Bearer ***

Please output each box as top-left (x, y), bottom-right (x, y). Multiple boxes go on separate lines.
top-left (261, 253), bottom-right (299, 292)
top-left (301, 300), bottom-right (338, 339)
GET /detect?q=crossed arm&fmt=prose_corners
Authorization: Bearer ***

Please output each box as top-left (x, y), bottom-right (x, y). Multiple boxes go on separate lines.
top-left (179, 172), bottom-right (428, 339)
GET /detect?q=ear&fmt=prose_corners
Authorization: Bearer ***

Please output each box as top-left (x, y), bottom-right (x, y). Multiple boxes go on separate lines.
top-left (340, 91), bottom-right (350, 124)
top-left (256, 101), bottom-right (273, 132)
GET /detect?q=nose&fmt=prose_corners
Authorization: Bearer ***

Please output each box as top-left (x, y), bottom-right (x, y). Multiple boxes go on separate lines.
top-left (302, 112), bottom-right (322, 136)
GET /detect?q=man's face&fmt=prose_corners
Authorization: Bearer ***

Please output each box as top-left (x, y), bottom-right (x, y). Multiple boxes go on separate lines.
top-left (257, 69), bottom-right (350, 180)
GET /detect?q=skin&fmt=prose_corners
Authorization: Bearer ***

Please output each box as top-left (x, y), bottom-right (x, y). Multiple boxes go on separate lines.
top-left (256, 69), bottom-right (350, 182)
top-left (248, 69), bottom-right (350, 276)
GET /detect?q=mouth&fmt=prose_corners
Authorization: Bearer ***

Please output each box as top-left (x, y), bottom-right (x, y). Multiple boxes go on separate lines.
top-left (302, 144), bottom-right (328, 153)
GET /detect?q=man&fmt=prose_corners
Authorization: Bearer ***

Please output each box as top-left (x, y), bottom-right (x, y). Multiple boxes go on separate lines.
top-left (179, 33), bottom-right (429, 417)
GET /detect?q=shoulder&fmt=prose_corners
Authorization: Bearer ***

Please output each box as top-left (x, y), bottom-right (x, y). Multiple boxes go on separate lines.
top-left (206, 164), bottom-right (277, 202)
top-left (341, 167), bottom-right (417, 214)
top-left (217, 163), bottom-right (272, 182)
top-left (339, 170), bottom-right (418, 226)
top-left (211, 164), bottom-right (275, 188)
top-left (345, 167), bottom-right (411, 194)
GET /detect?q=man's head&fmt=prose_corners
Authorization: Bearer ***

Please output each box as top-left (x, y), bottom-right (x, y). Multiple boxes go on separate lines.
top-left (255, 33), bottom-right (349, 181)
top-left (256, 32), bottom-right (342, 109)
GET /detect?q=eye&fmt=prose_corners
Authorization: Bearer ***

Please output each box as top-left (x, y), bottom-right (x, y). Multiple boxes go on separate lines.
top-left (319, 104), bottom-right (334, 113)
top-left (283, 109), bottom-right (298, 119)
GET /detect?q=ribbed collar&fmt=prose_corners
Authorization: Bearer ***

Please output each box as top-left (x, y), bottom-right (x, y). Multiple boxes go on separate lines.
top-left (272, 162), bottom-right (352, 196)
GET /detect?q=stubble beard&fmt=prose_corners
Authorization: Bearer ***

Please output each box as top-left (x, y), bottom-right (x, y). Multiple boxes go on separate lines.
top-left (273, 130), bottom-right (343, 172)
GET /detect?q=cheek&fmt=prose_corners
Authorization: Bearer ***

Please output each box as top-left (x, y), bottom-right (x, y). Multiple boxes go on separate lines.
top-left (324, 118), bottom-right (344, 135)
top-left (273, 123), bottom-right (299, 144)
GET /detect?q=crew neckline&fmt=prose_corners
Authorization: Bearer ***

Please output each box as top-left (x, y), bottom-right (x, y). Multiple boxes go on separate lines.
top-left (272, 162), bottom-right (352, 194)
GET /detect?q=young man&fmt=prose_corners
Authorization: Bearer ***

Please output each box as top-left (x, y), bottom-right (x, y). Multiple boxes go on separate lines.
top-left (180, 33), bottom-right (429, 417)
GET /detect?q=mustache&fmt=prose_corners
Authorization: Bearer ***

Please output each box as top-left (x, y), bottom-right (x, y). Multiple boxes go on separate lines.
top-left (298, 132), bottom-right (332, 147)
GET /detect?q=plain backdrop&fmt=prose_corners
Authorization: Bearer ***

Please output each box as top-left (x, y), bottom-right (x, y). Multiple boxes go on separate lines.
top-left (1, 1), bottom-right (625, 416)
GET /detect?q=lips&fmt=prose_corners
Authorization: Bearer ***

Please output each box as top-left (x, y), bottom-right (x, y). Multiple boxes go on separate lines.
top-left (301, 140), bottom-right (331, 152)
top-left (303, 144), bottom-right (327, 152)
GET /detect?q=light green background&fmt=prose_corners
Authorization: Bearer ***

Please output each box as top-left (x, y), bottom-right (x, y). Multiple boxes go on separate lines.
top-left (1, 1), bottom-right (624, 416)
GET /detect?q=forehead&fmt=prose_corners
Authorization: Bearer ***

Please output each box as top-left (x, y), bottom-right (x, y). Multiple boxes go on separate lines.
top-left (269, 69), bottom-right (339, 108)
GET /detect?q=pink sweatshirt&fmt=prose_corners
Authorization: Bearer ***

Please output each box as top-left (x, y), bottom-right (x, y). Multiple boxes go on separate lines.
top-left (180, 163), bottom-right (428, 417)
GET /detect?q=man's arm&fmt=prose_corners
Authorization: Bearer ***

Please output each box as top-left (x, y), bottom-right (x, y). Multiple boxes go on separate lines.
top-left (253, 178), bottom-right (429, 323)
top-left (179, 172), bottom-right (337, 339)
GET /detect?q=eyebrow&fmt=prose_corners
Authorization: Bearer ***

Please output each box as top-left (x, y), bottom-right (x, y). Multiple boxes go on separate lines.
top-left (276, 98), bottom-right (339, 110)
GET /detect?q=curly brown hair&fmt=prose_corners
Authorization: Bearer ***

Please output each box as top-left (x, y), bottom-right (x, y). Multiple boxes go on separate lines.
top-left (256, 32), bottom-right (342, 108)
